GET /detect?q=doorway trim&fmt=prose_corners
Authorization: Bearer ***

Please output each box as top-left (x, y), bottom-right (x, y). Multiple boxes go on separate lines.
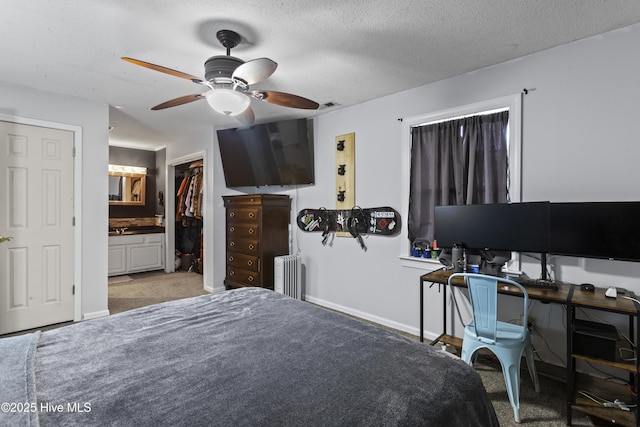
top-left (0, 113), bottom-right (83, 322)
top-left (166, 151), bottom-right (211, 292)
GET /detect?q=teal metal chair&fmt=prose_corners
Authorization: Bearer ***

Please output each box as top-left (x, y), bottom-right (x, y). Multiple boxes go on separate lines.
top-left (448, 273), bottom-right (540, 423)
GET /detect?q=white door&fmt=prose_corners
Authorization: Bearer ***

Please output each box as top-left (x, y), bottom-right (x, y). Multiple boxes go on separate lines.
top-left (0, 120), bottom-right (74, 334)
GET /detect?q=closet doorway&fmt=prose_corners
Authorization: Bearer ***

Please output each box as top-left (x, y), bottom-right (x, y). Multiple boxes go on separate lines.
top-left (166, 152), bottom-right (208, 292)
top-left (174, 160), bottom-right (203, 274)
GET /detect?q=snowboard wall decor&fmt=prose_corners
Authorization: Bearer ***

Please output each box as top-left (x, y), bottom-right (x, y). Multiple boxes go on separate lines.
top-left (297, 207), bottom-right (400, 250)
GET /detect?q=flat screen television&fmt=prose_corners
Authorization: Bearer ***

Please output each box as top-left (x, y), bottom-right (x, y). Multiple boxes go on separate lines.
top-left (550, 202), bottom-right (640, 262)
top-left (434, 202), bottom-right (551, 253)
top-left (217, 118), bottom-right (314, 187)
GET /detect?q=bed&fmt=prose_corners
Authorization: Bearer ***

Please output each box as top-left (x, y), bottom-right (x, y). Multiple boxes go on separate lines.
top-left (2, 287), bottom-right (498, 426)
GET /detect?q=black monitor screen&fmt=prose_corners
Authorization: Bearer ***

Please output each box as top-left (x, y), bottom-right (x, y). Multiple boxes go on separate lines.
top-left (434, 202), bottom-right (550, 253)
top-left (550, 202), bottom-right (640, 261)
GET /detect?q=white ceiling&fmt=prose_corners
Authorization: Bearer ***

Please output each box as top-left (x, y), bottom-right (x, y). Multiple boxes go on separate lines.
top-left (3, 1), bottom-right (640, 151)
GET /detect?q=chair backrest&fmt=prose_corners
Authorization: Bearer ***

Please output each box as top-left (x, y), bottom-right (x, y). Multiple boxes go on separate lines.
top-left (448, 273), bottom-right (529, 343)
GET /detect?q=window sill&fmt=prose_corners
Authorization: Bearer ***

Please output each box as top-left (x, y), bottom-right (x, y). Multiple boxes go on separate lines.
top-left (399, 255), bottom-right (443, 271)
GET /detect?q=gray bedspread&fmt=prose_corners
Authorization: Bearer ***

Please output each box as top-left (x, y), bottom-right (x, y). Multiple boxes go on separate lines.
top-left (3, 288), bottom-right (498, 426)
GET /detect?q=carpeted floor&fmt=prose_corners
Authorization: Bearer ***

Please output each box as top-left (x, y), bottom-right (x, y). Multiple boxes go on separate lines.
top-left (472, 357), bottom-right (594, 426)
top-left (108, 270), bottom-right (207, 315)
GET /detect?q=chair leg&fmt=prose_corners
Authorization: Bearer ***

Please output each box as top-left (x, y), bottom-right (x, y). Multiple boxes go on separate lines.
top-left (461, 343), bottom-right (481, 366)
top-left (525, 344), bottom-right (540, 393)
top-left (501, 361), bottom-right (521, 423)
top-left (461, 347), bottom-right (469, 364)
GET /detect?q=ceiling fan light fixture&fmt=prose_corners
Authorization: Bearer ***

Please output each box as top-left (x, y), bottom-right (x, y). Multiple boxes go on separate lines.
top-left (205, 88), bottom-right (250, 116)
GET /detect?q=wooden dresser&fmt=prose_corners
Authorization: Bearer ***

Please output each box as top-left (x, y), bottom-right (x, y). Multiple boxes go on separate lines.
top-left (223, 194), bottom-right (291, 290)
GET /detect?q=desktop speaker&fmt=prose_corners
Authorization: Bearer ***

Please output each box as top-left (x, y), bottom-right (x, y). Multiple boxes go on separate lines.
top-left (573, 319), bottom-right (618, 362)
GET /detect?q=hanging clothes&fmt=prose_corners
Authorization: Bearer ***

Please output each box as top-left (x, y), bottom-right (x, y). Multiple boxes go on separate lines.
top-left (176, 165), bottom-right (203, 220)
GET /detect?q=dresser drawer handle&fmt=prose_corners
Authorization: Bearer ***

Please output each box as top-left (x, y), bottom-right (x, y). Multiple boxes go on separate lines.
top-left (248, 276), bottom-right (254, 282)
top-left (230, 241), bottom-right (236, 247)
top-left (229, 212), bottom-right (236, 218)
top-left (229, 226), bottom-right (235, 232)
top-left (247, 260), bottom-right (253, 266)
top-left (248, 244), bottom-right (254, 250)
top-left (228, 256), bottom-right (234, 263)
top-left (248, 228), bottom-right (255, 234)
top-left (229, 270), bottom-right (235, 276)
top-left (248, 212), bottom-right (255, 218)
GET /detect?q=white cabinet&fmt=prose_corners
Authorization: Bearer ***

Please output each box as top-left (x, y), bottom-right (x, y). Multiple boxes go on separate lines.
top-left (108, 233), bottom-right (164, 276)
top-left (108, 244), bottom-right (127, 276)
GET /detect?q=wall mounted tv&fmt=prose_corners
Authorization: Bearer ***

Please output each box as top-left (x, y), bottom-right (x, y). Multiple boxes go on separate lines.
top-left (217, 118), bottom-right (314, 187)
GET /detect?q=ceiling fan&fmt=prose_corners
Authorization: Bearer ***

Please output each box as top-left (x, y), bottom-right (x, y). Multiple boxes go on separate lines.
top-left (122, 29), bottom-right (319, 125)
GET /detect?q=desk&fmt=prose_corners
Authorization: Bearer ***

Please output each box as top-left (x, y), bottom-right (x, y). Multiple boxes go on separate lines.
top-left (420, 269), bottom-right (572, 345)
top-left (420, 269), bottom-right (640, 426)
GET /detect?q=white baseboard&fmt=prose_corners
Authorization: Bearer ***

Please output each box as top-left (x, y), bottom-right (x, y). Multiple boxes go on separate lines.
top-left (304, 295), bottom-right (441, 341)
top-left (82, 310), bottom-right (110, 320)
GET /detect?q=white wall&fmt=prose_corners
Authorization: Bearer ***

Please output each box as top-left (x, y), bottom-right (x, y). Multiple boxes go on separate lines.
top-left (165, 128), bottom-right (221, 292)
top-left (0, 82), bottom-right (109, 320)
top-left (268, 22), bottom-right (640, 366)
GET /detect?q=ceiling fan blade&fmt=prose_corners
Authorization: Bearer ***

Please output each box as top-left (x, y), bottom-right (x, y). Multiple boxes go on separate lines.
top-left (251, 90), bottom-right (319, 110)
top-left (122, 57), bottom-right (203, 83)
top-left (151, 94), bottom-right (205, 110)
top-left (233, 106), bottom-right (256, 125)
top-left (232, 58), bottom-right (277, 85)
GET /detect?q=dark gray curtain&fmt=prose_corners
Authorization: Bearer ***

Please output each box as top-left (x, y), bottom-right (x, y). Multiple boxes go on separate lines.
top-left (408, 110), bottom-right (510, 245)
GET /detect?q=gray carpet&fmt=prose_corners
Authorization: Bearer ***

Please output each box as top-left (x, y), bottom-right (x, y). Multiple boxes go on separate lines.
top-left (470, 357), bottom-right (594, 426)
top-left (108, 270), bottom-right (207, 315)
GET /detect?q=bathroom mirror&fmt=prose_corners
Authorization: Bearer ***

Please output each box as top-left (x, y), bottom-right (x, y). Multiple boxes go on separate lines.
top-left (108, 165), bottom-right (147, 206)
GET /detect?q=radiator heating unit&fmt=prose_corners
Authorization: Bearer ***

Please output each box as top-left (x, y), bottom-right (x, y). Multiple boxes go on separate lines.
top-left (274, 255), bottom-right (302, 299)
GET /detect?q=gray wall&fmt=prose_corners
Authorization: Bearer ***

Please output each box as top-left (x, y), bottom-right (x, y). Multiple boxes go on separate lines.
top-left (155, 148), bottom-right (166, 216)
top-left (207, 22), bottom-right (640, 367)
top-left (108, 145), bottom-right (158, 219)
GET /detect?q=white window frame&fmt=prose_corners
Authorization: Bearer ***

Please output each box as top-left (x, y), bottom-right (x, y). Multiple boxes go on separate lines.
top-left (398, 94), bottom-right (523, 271)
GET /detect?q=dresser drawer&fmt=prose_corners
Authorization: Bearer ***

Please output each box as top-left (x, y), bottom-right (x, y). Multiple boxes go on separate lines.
top-left (227, 266), bottom-right (259, 286)
top-left (227, 252), bottom-right (259, 272)
top-left (227, 237), bottom-right (259, 255)
top-left (227, 223), bottom-right (259, 237)
top-left (227, 208), bottom-right (260, 223)
top-left (224, 195), bottom-right (265, 207)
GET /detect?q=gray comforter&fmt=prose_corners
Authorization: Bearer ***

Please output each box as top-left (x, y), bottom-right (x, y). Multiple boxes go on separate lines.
top-left (1, 288), bottom-right (498, 426)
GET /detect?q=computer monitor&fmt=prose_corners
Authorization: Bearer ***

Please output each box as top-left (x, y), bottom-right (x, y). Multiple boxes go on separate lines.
top-left (550, 202), bottom-right (640, 262)
top-left (434, 202), bottom-right (551, 253)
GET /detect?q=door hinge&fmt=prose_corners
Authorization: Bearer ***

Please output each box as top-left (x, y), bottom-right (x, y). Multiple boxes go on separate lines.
top-left (72, 285), bottom-right (75, 295)
top-left (72, 216), bottom-right (75, 226)
top-left (72, 146), bottom-right (76, 157)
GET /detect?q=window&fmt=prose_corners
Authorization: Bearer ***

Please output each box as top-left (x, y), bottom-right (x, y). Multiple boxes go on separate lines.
top-left (399, 94), bottom-right (522, 269)
top-left (408, 110), bottom-right (510, 246)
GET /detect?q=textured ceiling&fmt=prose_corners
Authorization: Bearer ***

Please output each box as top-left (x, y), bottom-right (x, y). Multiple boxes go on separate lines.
top-left (3, 0), bottom-right (640, 150)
